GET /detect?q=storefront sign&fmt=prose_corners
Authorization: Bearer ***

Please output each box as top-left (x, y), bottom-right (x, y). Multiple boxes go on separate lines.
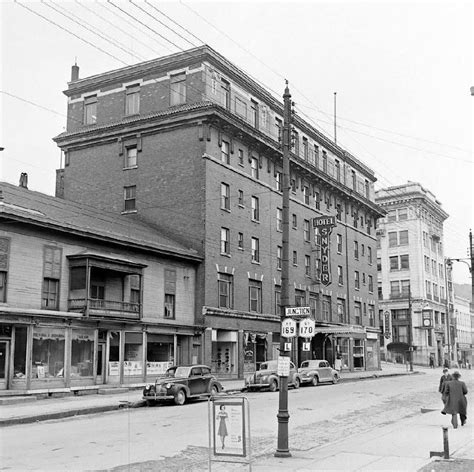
top-left (124, 361), bottom-right (143, 376)
top-left (383, 310), bottom-right (392, 339)
top-left (146, 361), bottom-right (173, 375)
top-left (108, 361), bottom-right (120, 376)
top-left (313, 216), bottom-right (336, 286)
top-left (33, 328), bottom-right (65, 340)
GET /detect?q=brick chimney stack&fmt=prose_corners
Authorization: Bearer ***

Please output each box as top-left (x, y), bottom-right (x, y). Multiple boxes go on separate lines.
top-left (19, 172), bottom-right (28, 189)
top-left (71, 62), bottom-right (79, 82)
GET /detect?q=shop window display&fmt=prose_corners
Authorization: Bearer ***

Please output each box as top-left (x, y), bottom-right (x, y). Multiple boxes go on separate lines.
top-left (146, 334), bottom-right (174, 375)
top-left (124, 332), bottom-right (143, 376)
top-left (32, 327), bottom-right (65, 379)
top-left (13, 326), bottom-right (27, 378)
top-left (71, 329), bottom-right (94, 377)
top-left (108, 331), bottom-right (120, 377)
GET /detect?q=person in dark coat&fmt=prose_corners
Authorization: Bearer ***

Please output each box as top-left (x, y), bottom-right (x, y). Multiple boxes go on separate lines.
top-left (442, 371), bottom-right (468, 428)
top-left (438, 368), bottom-right (452, 405)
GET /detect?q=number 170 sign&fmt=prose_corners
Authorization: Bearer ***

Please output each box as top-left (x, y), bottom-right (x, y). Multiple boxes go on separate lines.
top-left (299, 318), bottom-right (315, 337)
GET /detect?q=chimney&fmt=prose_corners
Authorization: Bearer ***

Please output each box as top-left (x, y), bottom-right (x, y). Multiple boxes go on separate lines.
top-left (19, 172), bottom-right (28, 189)
top-left (71, 62), bottom-right (79, 82)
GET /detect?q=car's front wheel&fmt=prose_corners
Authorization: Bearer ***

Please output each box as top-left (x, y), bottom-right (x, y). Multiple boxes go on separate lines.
top-left (293, 377), bottom-right (300, 389)
top-left (269, 379), bottom-right (278, 392)
top-left (332, 375), bottom-right (339, 384)
top-left (174, 389), bottom-right (186, 405)
top-left (311, 376), bottom-right (319, 386)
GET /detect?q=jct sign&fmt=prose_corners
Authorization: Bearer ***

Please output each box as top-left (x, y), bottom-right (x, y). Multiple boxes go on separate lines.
top-left (313, 215), bottom-right (337, 286)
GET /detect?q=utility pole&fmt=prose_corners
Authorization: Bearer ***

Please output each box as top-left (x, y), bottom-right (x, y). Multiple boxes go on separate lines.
top-left (333, 92), bottom-right (337, 145)
top-left (275, 81), bottom-right (292, 458)
top-left (470, 229), bottom-right (474, 308)
top-left (408, 287), bottom-right (413, 372)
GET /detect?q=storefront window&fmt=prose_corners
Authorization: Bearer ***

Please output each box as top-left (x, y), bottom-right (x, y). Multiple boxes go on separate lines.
top-left (124, 332), bottom-right (143, 376)
top-left (146, 334), bottom-right (174, 375)
top-left (353, 339), bottom-right (365, 369)
top-left (338, 339), bottom-right (350, 371)
top-left (13, 326), bottom-right (27, 379)
top-left (108, 331), bottom-right (120, 377)
top-left (71, 329), bottom-right (94, 378)
top-left (32, 327), bottom-right (65, 379)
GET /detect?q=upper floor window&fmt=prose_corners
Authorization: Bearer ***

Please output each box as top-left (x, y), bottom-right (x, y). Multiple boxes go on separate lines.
top-left (292, 214), bottom-right (297, 229)
top-left (277, 246), bottom-right (282, 270)
top-left (365, 180), bottom-right (370, 198)
top-left (368, 275), bottom-right (374, 293)
top-left (251, 196), bottom-right (260, 221)
top-left (125, 84), bottom-right (140, 115)
top-left (218, 273), bottom-right (233, 309)
top-left (303, 219), bottom-right (310, 242)
top-left (303, 137), bottom-right (309, 160)
top-left (354, 271), bottom-right (360, 290)
top-left (238, 232), bottom-right (244, 250)
top-left (337, 299), bottom-right (346, 323)
top-left (238, 149), bottom-right (244, 165)
top-left (275, 171), bottom-right (282, 191)
top-left (42, 246), bottom-right (62, 310)
top-left (322, 150), bottom-right (328, 172)
top-left (398, 208), bottom-right (408, 220)
top-left (335, 160), bottom-right (341, 182)
top-left (314, 192), bottom-right (320, 210)
top-left (354, 302), bottom-right (362, 325)
top-left (251, 99), bottom-right (259, 129)
top-left (0, 238), bottom-right (10, 303)
top-left (303, 186), bottom-right (310, 205)
top-left (249, 279), bottom-right (262, 313)
top-left (314, 145), bottom-right (320, 168)
top-left (368, 246), bottom-right (373, 264)
top-left (221, 227), bottom-right (230, 255)
top-left (250, 156), bottom-right (259, 179)
top-left (238, 189), bottom-right (244, 206)
top-left (338, 266), bottom-right (343, 285)
top-left (337, 234), bottom-right (343, 254)
top-left (251, 237), bottom-right (260, 263)
top-left (305, 255), bottom-right (311, 276)
top-left (399, 230), bottom-right (409, 245)
top-left (275, 117), bottom-right (283, 144)
top-left (292, 131), bottom-right (299, 155)
top-left (351, 170), bottom-right (356, 190)
top-left (170, 72), bottom-right (186, 106)
top-left (221, 140), bottom-right (230, 164)
top-left (221, 183), bottom-right (230, 210)
top-left (354, 241), bottom-right (359, 259)
top-left (125, 146), bottom-right (137, 168)
top-left (124, 185), bottom-right (136, 212)
top-left (84, 95), bottom-right (97, 124)
top-left (276, 208), bottom-right (283, 231)
top-left (292, 250), bottom-right (298, 266)
top-left (164, 269), bottom-right (176, 319)
top-left (220, 79), bottom-right (230, 110)
top-left (295, 289), bottom-right (306, 306)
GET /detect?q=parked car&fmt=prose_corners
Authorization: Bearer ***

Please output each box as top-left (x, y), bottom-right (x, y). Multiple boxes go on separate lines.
top-left (143, 364), bottom-right (223, 406)
top-left (245, 360), bottom-right (301, 392)
top-left (298, 359), bottom-right (340, 386)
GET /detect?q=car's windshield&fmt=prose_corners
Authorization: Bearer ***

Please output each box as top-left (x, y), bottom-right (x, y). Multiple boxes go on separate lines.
top-left (165, 367), bottom-right (176, 377)
top-left (174, 366), bottom-right (191, 378)
top-left (259, 361), bottom-right (277, 370)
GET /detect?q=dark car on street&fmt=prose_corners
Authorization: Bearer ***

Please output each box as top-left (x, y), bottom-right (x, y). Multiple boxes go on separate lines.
top-left (142, 364), bottom-right (223, 406)
top-left (298, 359), bottom-right (340, 386)
top-left (244, 360), bottom-right (301, 392)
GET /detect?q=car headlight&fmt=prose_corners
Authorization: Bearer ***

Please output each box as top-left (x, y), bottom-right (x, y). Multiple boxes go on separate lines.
top-left (145, 384), bottom-right (152, 390)
top-left (165, 382), bottom-right (173, 389)
top-left (261, 375), bottom-right (268, 382)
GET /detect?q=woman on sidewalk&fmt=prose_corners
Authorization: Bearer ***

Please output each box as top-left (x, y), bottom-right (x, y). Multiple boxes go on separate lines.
top-left (442, 371), bottom-right (468, 428)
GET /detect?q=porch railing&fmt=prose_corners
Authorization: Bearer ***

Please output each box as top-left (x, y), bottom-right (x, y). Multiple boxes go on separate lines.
top-left (68, 298), bottom-right (140, 319)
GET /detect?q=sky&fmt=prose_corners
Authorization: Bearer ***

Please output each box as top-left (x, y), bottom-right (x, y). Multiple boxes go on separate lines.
top-left (0, 0), bottom-right (473, 285)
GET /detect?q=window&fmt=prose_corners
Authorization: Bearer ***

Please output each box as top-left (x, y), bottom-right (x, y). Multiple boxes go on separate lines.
top-left (275, 286), bottom-right (281, 316)
top-left (314, 191), bottom-right (320, 210)
top-left (129, 275), bottom-right (140, 307)
top-left (125, 146), bottom-right (137, 168)
top-left (305, 255), bottom-right (311, 276)
top-left (361, 244), bottom-right (365, 257)
top-left (314, 145), bottom-right (320, 168)
top-left (393, 325), bottom-right (408, 344)
top-left (42, 246), bottom-right (61, 310)
top-left (275, 171), bottom-right (282, 191)
top-left (362, 272), bottom-right (366, 285)
top-left (365, 180), bottom-right (370, 198)
top-left (235, 96), bottom-right (247, 118)
top-left (304, 186), bottom-right (310, 205)
top-left (84, 95), bottom-right (97, 124)
top-left (277, 246), bottom-right (282, 270)
top-left (426, 280), bottom-right (432, 296)
top-left (378, 286), bottom-right (383, 300)
top-left (354, 271), bottom-right (360, 289)
top-left (221, 183), bottom-right (230, 210)
top-left (291, 178), bottom-right (296, 192)
top-left (335, 159), bottom-right (341, 181)
top-left (292, 130), bottom-right (299, 155)
top-left (124, 185), bottom-right (136, 212)
top-left (368, 246), bottom-right (373, 264)
top-left (238, 149), bottom-right (244, 165)
top-left (42, 278), bottom-right (59, 310)
top-left (337, 234), bottom-right (343, 254)
top-left (276, 208), bottom-right (282, 231)
top-left (424, 256), bottom-right (430, 271)
top-left (354, 241), bottom-right (359, 259)
top-left (238, 232), bottom-right (244, 250)
top-left (400, 254), bottom-right (410, 270)
top-left (398, 208), bottom-right (408, 220)
top-left (390, 256), bottom-right (399, 271)
top-left (275, 117), bottom-right (283, 144)
top-left (336, 203), bottom-right (342, 221)
top-left (251, 238), bottom-right (260, 263)
top-left (251, 99), bottom-right (259, 128)
top-left (390, 281), bottom-right (400, 297)
top-left (338, 266), bottom-right (343, 285)
top-left (125, 84), bottom-right (140, 115)
top-left (164, 269), bottom-right (176, 318)
top-left (221, 140), bottom-right (230, 164)
top-left (170, 72), bottom-right (186, 106)
top-left (295, 289), bottom-right (305, 306)
top-left (303, 137), bottom-right (309, 160)
top-left (292, 214), bottom-right (297, 229)
top-left (388, 231), bottom-right (398, 247)
top-left (249, 279), bottom-right (262, 312)
top-left (322, 295), bottom-right (331, 321)
top-left (399, 230), bottom-right (409, 245)
top-left (238, 190), bottom-right (244, 206)
top-left (220, 227), bottom-right (230, 255)
top-left (71, 329), bottom-right (94, 377)
top-left (368, 275), bottom-right (374, 293)
top-left (322, 150), bottom-right (327, 172)
top-left (303, 220), bottom-right (310, 241)
top-left (251, 196), bottom-right (259, 221)
top-left (439, 263), bottom-right (444, 279)
top-left (401, 279), bottom-right (410, 297)
top-left (32, 327), bottom-right (65, 379)
top-left (218, 273), bottom-right (233, 308)
top-left (368, 305), bottom-right (375, 327)
top-left (351, 170), bottom-right (356, 190)
top-left (250, 156), bottom-right (259, 179)
top-left (292, 250), bottom-right (298, 266)
top-left (432, 259), bottom-right (437, 276)
top-left (220, 79), bottom-right (230, 109)
top-left (377, 257), bottom-right (382, 271)
top-left (337, 299), bottom-right (345, 323)
top-left (354, 302), bottom-right (361, 325)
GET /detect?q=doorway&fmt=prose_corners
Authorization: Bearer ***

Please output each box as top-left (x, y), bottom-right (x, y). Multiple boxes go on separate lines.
top-left (96, 343), bottom-right (106, 384)
top-left (0, 341), bottom-right (9, 389)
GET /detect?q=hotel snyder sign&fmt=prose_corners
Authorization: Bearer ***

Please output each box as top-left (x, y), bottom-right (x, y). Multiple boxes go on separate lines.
top-left (313, 216), bottom-right (337, 286)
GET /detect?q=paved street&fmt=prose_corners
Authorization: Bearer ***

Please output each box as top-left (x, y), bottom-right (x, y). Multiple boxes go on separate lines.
top-left (0, 368), bottom-right (472, 471)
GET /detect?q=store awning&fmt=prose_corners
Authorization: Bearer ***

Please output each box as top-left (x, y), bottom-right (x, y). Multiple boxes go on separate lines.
top-left (315, 326), bottom-right (366, 335)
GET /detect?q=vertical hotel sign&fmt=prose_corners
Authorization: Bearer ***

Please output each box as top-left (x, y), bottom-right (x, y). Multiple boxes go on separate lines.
top-left (313, 216), bottom-right (337, 286)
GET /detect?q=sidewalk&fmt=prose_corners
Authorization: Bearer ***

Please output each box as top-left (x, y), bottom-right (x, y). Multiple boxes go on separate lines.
top-left (0, 362), bottom-right (415, 427)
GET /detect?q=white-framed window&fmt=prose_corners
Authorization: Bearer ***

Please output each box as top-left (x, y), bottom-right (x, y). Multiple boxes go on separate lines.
top-left (354, 271), bottom-right (360, 290)
top-left (292, 250), bottom-right (298, 266)
top-left (251, 196), bottom-right (259, 221)
top-left (249, 279), bottom-right (262, 313)
top-left (354, 302), bottom-right (361, 324)
top-left (276, 208), bottom-right (282, 231)
top-left (275, 171), bottom-right (282, 191)
top-left (399, 230), bottom-right (409, 245)
top-left (218, 273), bottom-right (233, 308)
top-left (221, 140), bottom-right (230, 164)
top-left (250, 156), bottom-right (259, 179)
top-left (251, 237), bottom-right (260, 263)
top-left (277, 246), bottom-right (282, 270)
top-left (368, 246), bottom-right (373, 264)
top-left (221, 227), bottom-right (230, 255)
top-left (238, 189), bottom-right (244, 206)
top-left (368, 275), bottom-right (374, 293)
top-left (303, 219), bottom-right (310, 241)
top-left (238, 149), bottom-right (244, 165)
top-left (84, 95), bottom-right (97, 124)
top-left (170, 72), bottom-right (186, 106)
top-left (238, 232), bottom-right (244, 250)
top-left (337, 234), bottom-right (343, 254)
top-left (305, 255), bottom-right (311, 276)
top-left (125, 84), bottom-right (140, 115)
top-left (164, 268), bottom-right (176, 319)
top-left (124, 185), bottom-right (136, 212)
top-left (125, 146), bottom-right (137, 168)
top-left (221, 183), bottom-right (230, 210)
top-left (338, 266), bottom-right (343, 285)
top-left (304, 186), bottom-right (310, 205)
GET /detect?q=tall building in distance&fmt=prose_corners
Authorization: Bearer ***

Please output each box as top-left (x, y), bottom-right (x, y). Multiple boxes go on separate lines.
top-left (54, 46), bottom-right (384, 377)
top-left (376, 182), bottom-right (449, 367)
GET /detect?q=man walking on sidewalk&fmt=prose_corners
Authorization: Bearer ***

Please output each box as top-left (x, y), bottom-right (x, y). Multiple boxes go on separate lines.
top-left (442, 370), bottom-right (468, 428)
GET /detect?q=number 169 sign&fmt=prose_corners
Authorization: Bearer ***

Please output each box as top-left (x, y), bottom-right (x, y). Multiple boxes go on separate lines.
top-left (281, 318), bottom-right (297, 338)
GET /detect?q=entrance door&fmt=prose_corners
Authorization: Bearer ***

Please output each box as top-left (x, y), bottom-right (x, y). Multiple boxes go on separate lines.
top-left (0, 341), bottom-right (9, 389)
top-left (96, 343), bottom-right (106, 384)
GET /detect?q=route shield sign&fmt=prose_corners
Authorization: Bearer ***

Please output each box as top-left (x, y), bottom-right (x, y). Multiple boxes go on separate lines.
top-left (299, 318), bottom-right (315, 338)
top-left (281, 318), bottom-right (297, 338)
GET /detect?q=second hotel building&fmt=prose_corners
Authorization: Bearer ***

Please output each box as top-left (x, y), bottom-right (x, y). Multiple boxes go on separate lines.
top-left (54, 46), bottom-right (384, 377)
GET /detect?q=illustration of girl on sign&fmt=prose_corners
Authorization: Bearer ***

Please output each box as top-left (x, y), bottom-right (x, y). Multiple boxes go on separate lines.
top-left (216, 404), bottom-right (228, 449)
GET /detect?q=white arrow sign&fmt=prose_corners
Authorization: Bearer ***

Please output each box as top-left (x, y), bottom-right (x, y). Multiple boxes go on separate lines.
top-left (299, 318), bottom-right (316, 338)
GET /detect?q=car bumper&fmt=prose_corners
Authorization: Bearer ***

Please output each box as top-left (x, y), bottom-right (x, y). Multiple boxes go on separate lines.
top-left (143, 393), bottom-right (174, 401)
